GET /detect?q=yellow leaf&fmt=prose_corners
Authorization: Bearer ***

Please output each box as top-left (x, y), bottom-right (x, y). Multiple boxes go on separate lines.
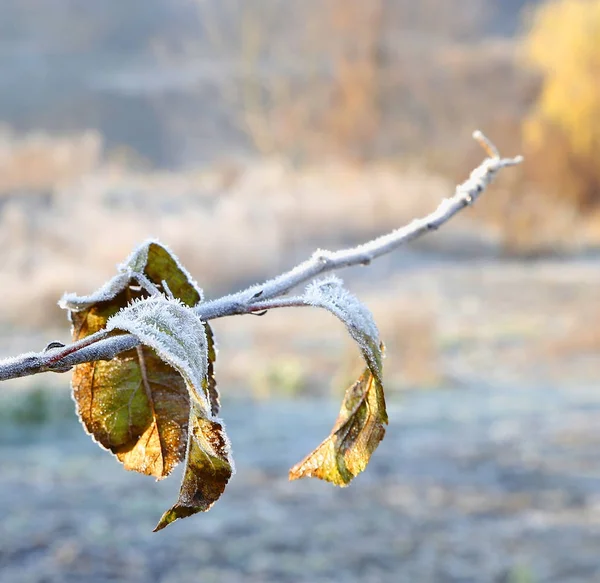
top-left (154, 413), bottom-right (233, 531)
top-left (65, 242), bottom-right (206, 479)
top-left (289, 364), bottom-right (387, 486)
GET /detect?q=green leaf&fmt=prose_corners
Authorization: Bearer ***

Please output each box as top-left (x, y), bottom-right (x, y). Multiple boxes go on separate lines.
top-left (106, 297), bottom-right (210, 410)
top-left (60, 239), bottom-right (203, 312)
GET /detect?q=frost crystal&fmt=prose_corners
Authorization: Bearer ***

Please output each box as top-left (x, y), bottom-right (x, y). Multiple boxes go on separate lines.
top-left (118, 240), bottom-right (151, 274)
top-left (106, 296), bottom-right (211, 413)
top-left (59, 238), bottom-right (203, 311)
top-left (59, 272), bottom-right (131, 311)
top-left (304, 276), bottom-right (381, 373)
top-left (119, 238), bottom-right (204, 303)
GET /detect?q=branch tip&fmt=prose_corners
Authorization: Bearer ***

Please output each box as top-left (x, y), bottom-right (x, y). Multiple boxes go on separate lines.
top-left (472, 130), bottom-right (500, 159)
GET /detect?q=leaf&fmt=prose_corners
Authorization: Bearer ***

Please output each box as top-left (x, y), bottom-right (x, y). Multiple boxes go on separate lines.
top-left (105, 297), bottom-right (210, 414)
top-left (106, 297), bottom-right (233, 531)
top-left (289, 277), bottom-right (388, 485)
top-left (60, 240), bottom-right (205, 479)
top-left (60, 238), bottom-right (203, 311)
top-left (153, 413), bottom-right (232, 531)
top-left (289, 363), bottom-right (387, 486)
top-left (61, 240), bottom-right (233, 529)
top-left (204, 323), bottom-right (220, 417)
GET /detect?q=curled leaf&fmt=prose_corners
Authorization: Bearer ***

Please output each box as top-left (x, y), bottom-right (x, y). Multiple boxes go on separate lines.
top-left (290, 277), bottom-right (388, 485)
top-left (289, 363), bottom-right (387, 485)
top-left (60, 240), bottom-right (205, 479)
top-left (303, 276), bottom-right (381, 374)
top-left (154, 413), bottom-right (232, 531)
top-left (60, 239), bottom-right (203, 311)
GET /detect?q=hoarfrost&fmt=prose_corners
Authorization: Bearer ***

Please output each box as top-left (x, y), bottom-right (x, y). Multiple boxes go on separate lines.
top-left (106, 296), bottom-right (211, 413)
top-left (304, 276), bottom-right (381, 374)
top-left (59, 272), bottom-right (130, 311)
top-left (59, 238), bottom-right (203, 311)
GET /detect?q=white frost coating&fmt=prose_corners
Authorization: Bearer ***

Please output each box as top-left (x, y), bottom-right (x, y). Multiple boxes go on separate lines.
top-left (59, 238), bottom-right (204, 311)
top-left (119, 238), bottom-right (204, 304)
top-left (106, 296), bottom-right (211, 413)
top-left (59, 272), bottom-right (131, 311)
top-left (58, 239), bottom-right (152, 310)
top-left (118, 239), bottom-right (152, 274)
top-left (304, 276), bottom-right (381, 373)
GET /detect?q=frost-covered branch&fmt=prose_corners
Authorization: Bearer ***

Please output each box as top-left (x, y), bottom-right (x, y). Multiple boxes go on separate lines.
top-left (0, 131), bottom-right (522, 383)
top-left (0, 333), bottom-right (140, 381)
top-left (196, 131), bottom-right (522, 319)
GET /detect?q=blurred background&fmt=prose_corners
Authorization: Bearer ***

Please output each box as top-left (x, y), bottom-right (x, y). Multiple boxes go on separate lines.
top-left (2, 0), bottom-right (600, 581)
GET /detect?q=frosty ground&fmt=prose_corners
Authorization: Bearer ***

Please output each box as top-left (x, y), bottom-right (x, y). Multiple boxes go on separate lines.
top-left (2, 384), bottom-right (600, 583)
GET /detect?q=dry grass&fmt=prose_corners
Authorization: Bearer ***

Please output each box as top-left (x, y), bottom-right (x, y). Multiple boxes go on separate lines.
top-left (0, 128), bottom-right (102, 195)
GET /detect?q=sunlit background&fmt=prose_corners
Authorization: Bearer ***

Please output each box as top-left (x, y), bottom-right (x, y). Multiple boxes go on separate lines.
top-left (1, 1), bottom-right (600, 581)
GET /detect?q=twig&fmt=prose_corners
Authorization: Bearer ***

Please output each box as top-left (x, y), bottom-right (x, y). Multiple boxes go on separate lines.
top-left (0, 132), bottom-right (522, 383)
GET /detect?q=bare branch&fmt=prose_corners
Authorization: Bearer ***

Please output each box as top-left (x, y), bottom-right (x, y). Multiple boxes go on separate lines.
top-left (0, 132), bottom-right (522, 383)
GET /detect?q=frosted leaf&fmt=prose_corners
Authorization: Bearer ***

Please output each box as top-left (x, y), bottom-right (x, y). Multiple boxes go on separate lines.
top-left (304, 276), bottom-right (382, 375)
top-left (59, 238), bottom-right (203, 312)
top-left (291, 277), bottom-right (388, 486)
top-left (154, 412), bottom-right (234, 531)
top-left (107, 295), bottom-right (235, 531)
top-left (61, 239), bottom-right (232, 529)
top-left (59, 272), bottom-right (131, 311)
top-left (106, 296), bottom-right (210, 412)
top-left (119, 238), bottom-right (204, 304)
top-left (119, 239), bottom-right (152, 274)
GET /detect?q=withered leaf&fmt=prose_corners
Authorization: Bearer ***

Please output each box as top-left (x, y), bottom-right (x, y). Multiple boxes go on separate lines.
top-left (291, 277), bottom-right (388, 485)
top-left (154, 410), bottom-right (232, 531)
top-left (60, 241), bottom-right (204, 479)
top-left (289, 358), bottom-right (387, 486)
top-left (106, 297), bottom-right (233, 531)
top-left (60, 240), bottom-right (233, 531)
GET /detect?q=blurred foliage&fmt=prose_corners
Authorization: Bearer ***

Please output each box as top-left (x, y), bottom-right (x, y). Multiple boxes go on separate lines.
top-left (522, 0), bottom-right (600, 209)
top-left (252, 357), bottom-right (308, 399)
top-left (506, 563), bottom-right (537, 583)
top-left (194, 0), bottom-right (494, 163)
top-left (461, 0), bottom-right (600, 253)
top-left (0, 386), bottom-right (74, 426)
